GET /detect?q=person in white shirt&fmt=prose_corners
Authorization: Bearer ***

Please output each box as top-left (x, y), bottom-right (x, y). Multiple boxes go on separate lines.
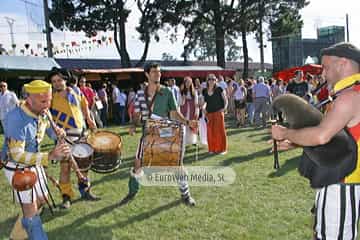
top-left (0, 81), bottom-right (19, 130)
top-left (217, 75), bottom-right (228, 92)
top-left (112, 83), bottom-right (121, 124)
top-left (233, 79), bottom-right (247, 127)
top-left (168, 78), bottom-right (181, 107)
top-left (118, 89), bottom-right (127, 125)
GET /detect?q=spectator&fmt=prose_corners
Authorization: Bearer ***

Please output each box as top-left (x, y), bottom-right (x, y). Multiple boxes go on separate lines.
top-left (97, 83), bottom-right (109, 127)
top-left (217, 75), bottom-right (228, 92)
top-left (234, 79), bottom-right (247, 127)
top-left (118, 89), bottom-right (127, 125)
top-left (271, 79), bottom-right (285, 122)
top-left (0, 81), bottom-right (19, 131)
top-left (286, 70), bottom-right (309, 99)
top-left (180, 76), bottom-right (199, 145)
top-left (253, 76), bottom-right (271, 128)
top-left (245, 79), bottom-right (255, 125)
top-left (79, 77), bottom-right (103, 128)
top-left (127, 88), bottom-right (136, 123)
top-left (112, 83), bottom-right (121, 124)
top-left (168, 78), bottom-right (181, 107)
top-left (203, 74), bottom-right (228, 154)
top-left (195, 78), bottom-right (208, 146)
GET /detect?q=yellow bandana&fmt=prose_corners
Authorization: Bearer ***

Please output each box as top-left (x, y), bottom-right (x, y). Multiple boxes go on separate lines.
top-left (24, 80), bottom-right (52, 94)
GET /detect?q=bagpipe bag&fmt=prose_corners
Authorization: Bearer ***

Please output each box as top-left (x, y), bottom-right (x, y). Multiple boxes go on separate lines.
top-left (272, 94), bottom-right (358, 188)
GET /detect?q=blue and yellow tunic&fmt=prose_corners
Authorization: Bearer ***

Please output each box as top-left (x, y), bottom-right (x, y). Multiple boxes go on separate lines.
top-left (50, 88), bottom-right (87, 130)
top-left (1, 103), bottom-right (56, 166)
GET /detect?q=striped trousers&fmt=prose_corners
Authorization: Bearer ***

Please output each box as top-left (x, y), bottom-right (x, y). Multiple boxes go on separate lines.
top-left (314, 184), bottom-right (360, 240)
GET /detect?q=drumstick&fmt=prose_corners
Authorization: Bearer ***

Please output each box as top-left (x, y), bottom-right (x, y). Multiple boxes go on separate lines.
top-left (270, 119), bottom-right (280, 169)
top-left (45, 111), bottom-right (87, 182)
top-left (45, 172), bottom-right (61, 192)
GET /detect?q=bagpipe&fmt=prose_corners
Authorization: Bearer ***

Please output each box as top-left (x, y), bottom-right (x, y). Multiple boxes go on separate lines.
top-left (271, 93), bottom-right (358, 188)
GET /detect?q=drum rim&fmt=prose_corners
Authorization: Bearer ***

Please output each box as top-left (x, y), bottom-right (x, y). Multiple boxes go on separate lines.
top-left (86, 130), bottom-right (122, 151)
top-left (71, 142), bottom-right (94, 157)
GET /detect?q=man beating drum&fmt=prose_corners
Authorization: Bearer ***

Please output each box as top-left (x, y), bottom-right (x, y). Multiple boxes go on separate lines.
top-left (47, 68), bottom-right (100, 209)
top-left (0, 80), bottom-right (69, 240)
top-left (123, 63), bottom-right (198, 206)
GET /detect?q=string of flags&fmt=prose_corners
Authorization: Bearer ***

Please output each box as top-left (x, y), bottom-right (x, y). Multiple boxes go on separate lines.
top-left (1, 35), bottom-right (114, 57)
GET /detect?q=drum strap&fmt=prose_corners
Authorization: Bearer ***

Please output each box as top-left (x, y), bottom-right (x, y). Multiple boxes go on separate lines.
top-left (144, 86), bottom-right (160, 117)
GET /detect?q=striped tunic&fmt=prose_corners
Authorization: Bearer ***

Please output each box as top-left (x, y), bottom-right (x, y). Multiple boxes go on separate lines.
top-left (134, 89), bottom-right (150, 122)
top-left (2, 103), bottom-right (56, 167)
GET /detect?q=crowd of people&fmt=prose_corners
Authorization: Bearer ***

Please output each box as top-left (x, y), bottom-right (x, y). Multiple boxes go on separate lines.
top-left (1, 41), bottom-right (360, 240)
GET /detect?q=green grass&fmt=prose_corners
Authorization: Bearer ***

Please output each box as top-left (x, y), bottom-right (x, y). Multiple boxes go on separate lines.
top-left (0, 119), bottom-right (315, 240)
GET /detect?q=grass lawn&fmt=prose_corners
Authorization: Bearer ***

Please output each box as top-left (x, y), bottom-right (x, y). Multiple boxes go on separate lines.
top-left (0, 119), bottom-right (315, 240)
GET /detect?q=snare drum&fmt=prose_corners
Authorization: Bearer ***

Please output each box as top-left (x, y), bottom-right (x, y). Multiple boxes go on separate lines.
top-left (87, 131), bottom-right (122, 173)
top-left (140, 119), bottom-right (184, 167)
top-left (71, 143), bottom-right (94, 171)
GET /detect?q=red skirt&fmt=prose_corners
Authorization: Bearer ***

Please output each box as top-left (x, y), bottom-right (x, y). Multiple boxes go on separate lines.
top-left (206, 111), bottom-right (227, 153)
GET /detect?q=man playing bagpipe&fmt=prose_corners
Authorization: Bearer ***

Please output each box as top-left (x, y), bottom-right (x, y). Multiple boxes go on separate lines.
top-left (0, 80), bottom-right (69, 240)
top-left (122, 63), bottom-right (198, 206)
top-left (272, 42), bottom-right (360, 239)
top-left (47, 68), bottom-right (99, 209)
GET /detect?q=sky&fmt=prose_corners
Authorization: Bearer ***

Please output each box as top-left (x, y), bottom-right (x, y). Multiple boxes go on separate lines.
top-left (0, 0), bottom-right (359, 64)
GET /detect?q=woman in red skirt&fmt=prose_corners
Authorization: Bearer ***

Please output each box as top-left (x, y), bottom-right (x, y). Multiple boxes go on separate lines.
top-left (202, 74), bottom-right (228, 154)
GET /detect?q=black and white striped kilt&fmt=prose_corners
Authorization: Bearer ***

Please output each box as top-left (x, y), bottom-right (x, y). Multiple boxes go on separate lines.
top-left (314, 184), bottom-right (360, 240)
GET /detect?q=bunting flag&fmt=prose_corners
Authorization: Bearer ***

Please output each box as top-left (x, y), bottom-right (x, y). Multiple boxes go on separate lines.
top-left (18, 34), bottom-right (116, 57)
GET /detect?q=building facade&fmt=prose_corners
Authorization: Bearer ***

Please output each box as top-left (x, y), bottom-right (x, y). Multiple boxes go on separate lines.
top-left (271, 26), bottom-right (345, 72)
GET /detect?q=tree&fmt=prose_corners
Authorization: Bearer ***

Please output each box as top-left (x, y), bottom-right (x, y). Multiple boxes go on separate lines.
top-left (269, 1), bottom-right (306, 38)
top-left (254, 0), bottom-right (309, 72)
top-left (156, 0), bottom-right (250, 68)
top-left (49, 0), bottom-right (174, 67)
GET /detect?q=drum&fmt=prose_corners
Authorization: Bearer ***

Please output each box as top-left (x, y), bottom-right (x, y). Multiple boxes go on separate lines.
top-left (140, 119), bottom-right (184, 167)
top-left (87, 131), bottom-right (122, 173)
top-left (66, 128), bottom-right (84, 143)
top-left (71, 143), bottom-right (94, 171)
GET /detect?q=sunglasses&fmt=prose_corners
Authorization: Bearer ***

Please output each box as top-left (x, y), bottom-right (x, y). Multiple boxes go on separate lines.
top-left (207, 78), bottom-right (216, 81)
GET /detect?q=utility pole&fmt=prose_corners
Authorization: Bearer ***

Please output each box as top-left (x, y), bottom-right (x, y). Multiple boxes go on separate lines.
top-left (5, 17), bottom-right (16, 55)
top-left (43, 0), bottom-right (53, 57)
top-left (345, 13), bottom-right (350, 42)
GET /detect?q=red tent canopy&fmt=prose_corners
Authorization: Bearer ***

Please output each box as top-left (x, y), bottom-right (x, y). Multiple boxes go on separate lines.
top-left (273, 64), bottom-right (322, 82)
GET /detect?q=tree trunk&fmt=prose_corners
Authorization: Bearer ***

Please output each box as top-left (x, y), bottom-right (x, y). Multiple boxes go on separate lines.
top-left (119, 12), bottom-right (131, 67)
top-left (259, 17), bottom-right (265, 74)
top-left (135, 35), bottom-right (150, 67)
top-left (113, 22), bottom-right (122, 65)
top-left (213, 0), bottom-right (226, 68)
top-left (241, 31), bottom-right (249, 80)
top-left (113, 1), bottom-right (131, 68)
top-left (258, 0), bottom-right (265, 73)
